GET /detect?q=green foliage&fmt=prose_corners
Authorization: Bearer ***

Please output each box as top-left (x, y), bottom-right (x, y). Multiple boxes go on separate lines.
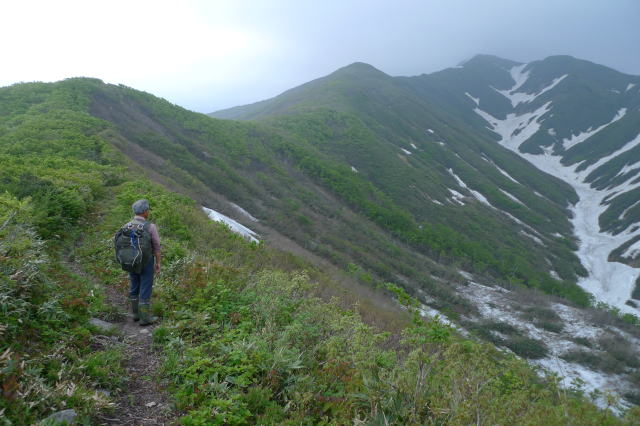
top-left (0, 193), bottom-right (72, 347)
top-left (15, 75), bottom-right (590, 309)
top-left (571, 336), bottom-right (593, 348)
top-left (0, 81), bottom-right (126, 423)
top-left (266, 107), bottom-right (590, 306)
top-left (504, 336), bottom-right (549, 359)
top-left (2, 77), bottom-right (639, 424)
top-left (0, 193), bottom-right (118, 423)
top-left (464, 319), bottom-right (549, 359)
top-left (562, 350), bottom-right (625, 374)
top-left (520, 306), bottom-right (565, 333)
top-left (78, 186), bottom-right (636, 423)
top-left (80, 348), bottom-right (126, 390)
top-left (561, 333), bottom-right (640, 376)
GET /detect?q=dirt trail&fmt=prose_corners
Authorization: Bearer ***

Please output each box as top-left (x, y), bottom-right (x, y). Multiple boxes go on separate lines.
top-left (65, 244), bottom-right (175, 425)
top-left (95, 284), bottom-right (174, 425)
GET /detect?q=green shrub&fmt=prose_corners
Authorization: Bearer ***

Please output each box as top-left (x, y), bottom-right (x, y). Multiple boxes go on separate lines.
top-left (80, 348), bottom-right (125, 389)
top-left (571, 336), bottom-right (593, 347)
top-left (625, 392), bottom-right (640, 406)
top-left (535, 320), bottom-right (564, 333)
top-left (561, 350), bottom-right (603, 369)
top-left (505, 336), bottom-right (549, 359)
top-left (597, 334), bottom-right (640, 368)
top-left (152, 325), bottom-right (171, 346)
top-left (486, 320), bottom-right (522, 335)
top-left (561, 350), bottom-right (625, 374)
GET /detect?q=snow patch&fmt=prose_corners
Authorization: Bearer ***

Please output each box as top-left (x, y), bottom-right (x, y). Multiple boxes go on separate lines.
top-left (520, 230), bottom-right (544, 245)
top-left (494, 69), bottom-right (567, 108)
top-left (475, 101), bottom-right (552, 151)
top-left (448, 188), bottom-right (466, 205)
top-left (482, 155), bottom-right (521, 184)
top-left (427, 128), bottom-right (434, 134)
top-left (497, 208), bottom-right (544, 238)
top-left (626, 83), bottom-right (636, 92)
top-left (447, 168), bottom-right (492, 206)
top-left (448, 168), bottom-right (467, 188)
top-left (419, 304), bottom-right (455, 327)
top-left (507, 64), bottom-right (530, 93)
top-left (351, 165), bottom-right (358, 173)
top-left (410, 143), bottom-right (418, 150)
top-left (229, 202), bottom-right (258, 222)
top-left (202, 206), bottom-right (260, 243)
top-left (469, 189), bottom-right (491, 206)
top-left (495, 166), bottom-right (520, 184)
top-left (585, 132), bottom-right (640, 175)
top-left (563, 108), bottom-right (627, 150)
top-left (458, 270), bottom-right (474, 281)
top-left (500, 189), bottom-right (525, 206)
top-left (464, 92), bottom-right (480, 105)
top-left (401, 148), bottom-right (412, 155)
top-left (533, 357), bottom-right (623, 410)
top-left (529, 73), bottom-right (568, 102)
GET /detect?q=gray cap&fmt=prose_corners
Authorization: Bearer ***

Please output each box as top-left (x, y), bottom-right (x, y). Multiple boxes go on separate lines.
top-left (132, 199), bottom-right (150, 215)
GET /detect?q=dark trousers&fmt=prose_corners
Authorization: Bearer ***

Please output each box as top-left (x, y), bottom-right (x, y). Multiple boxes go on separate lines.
top-left (129, 259), bottom-right (154, 301)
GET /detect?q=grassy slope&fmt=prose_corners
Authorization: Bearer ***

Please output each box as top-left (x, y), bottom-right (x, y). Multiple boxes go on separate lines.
top-left (210, 64), bottom-right (589, 299)
top-left (2, 79), bottom-right (640, 423)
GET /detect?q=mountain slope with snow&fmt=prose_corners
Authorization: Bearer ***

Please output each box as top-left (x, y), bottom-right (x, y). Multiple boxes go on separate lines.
top-left (406, 55), bottom-right (640, 313)
top-left (210, 57), bottom-right (640, 404)
top-left (213, 55), bottom-right (640, 314)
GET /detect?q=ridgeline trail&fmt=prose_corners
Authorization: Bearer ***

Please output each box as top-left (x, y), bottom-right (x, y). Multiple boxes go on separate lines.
top-left (66, 241), bottom-right (175, 425)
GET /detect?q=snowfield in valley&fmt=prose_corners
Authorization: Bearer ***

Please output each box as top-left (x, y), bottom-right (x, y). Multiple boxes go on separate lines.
top-left (472, 64), bottom-right (640, 314)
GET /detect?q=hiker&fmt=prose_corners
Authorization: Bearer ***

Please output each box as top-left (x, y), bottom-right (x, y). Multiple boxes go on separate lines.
top-left (115, 199), bottom-right (161, 326)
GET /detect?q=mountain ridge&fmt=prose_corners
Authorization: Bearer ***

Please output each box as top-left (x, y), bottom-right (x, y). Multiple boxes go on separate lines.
top-left (211, 54), bottom-right (640, 314)
top-left (3, 55), bottom-right (640, 420)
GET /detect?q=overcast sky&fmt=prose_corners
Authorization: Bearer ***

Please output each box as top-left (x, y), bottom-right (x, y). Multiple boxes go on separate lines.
top-left (2, 0), bottom-right (639, 113)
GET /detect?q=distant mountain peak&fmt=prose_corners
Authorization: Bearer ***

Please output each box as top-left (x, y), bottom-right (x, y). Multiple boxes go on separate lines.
top-left (331, 62), bottom-right (389, 78)
top-left (460, 54), bottom-right (522, 70)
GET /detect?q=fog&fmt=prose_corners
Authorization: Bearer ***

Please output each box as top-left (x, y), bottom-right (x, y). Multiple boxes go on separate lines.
top-left (2, 0), bottom-right (638, 113)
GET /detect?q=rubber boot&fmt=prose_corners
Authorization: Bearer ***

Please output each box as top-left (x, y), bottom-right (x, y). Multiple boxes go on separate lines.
top-left (130, 296), bottom-right (140, 322)
top-left (139, 301), bottom-right (158, 326)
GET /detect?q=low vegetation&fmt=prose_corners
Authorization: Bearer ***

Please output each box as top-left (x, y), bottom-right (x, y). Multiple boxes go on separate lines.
top-left (520, 306), bottom-right (565, 333)
top-left (76, 183), bottom-right (640, 423)
top-left (1, 77), bottom-right (640, 423)
top-left (0, 193), bottom-right (124, 423)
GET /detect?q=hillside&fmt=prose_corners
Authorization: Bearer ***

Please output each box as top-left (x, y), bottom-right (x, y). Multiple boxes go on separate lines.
top-left (1, 64), bottom-right (640, 422)
top-left (210, 62), bottom-right (590, 294)
top-left (400, 54), bottom-right (640, 311)
top-left (213, 55), bottom-right (640, 314)
top-left (210, 55), bottom-right (640, 406)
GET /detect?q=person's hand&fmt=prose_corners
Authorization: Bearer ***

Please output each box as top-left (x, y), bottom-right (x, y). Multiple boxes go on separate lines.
top-left (155, 263), bottom-right (161, 274)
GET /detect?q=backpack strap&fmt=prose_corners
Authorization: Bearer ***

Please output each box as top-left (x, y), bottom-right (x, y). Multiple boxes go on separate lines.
top-left (124, 218), bottom-right (146, 232)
